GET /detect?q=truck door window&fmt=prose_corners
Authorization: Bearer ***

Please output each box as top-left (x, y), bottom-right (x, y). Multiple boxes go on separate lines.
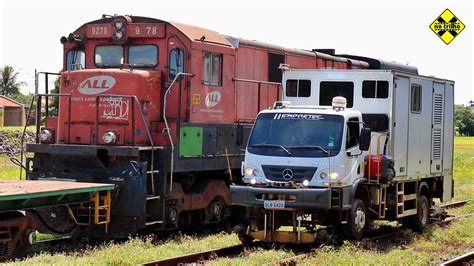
top-left (169, 48), bottom-right (184, 79)
top-left (129, 45), bottom-right (158, 67)
top-left (95, 45), bottom-right (123, 67)
top-left (319, 81), bottom-right (354, 107)
top-left (285, 79), bottom-right (311, 97)
top-left (362, 80), bottom-right (389, 99)
top-left (66, 49), bottom-right (85, 70)
top-left (346, 117), bottom-right (360, 149)
top-left (411, 84), bottom-right (422, 113)
top-left (203, 52), bottom-right (222, 86)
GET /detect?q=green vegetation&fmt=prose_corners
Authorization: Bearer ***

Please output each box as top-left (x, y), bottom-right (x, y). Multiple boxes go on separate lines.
top-left (0, 156), bottom-right (23, 180)
top-left (0, 65), bottom-right (26, 96)
top-left (2, 134), bottom-right (473, 265)
top-left (455, 106), bottom-right (474, 136)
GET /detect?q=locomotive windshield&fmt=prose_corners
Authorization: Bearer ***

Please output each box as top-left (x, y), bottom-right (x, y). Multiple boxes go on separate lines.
top-left (95, 45), bottom-right (124, 67)
top-left (129, 45), bottom-right (158, 67)
top-left (247, 113), bottom-right (344, 157)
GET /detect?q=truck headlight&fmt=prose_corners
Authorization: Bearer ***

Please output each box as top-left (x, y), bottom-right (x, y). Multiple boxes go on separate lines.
top-left (320, 171), bottom-right (338, 180)
top-left (320, 172), bottom-right (328, 179)
top-left (103, 131), bottom-right (117, 144)
top-left (244, 166), bottom-right (258, 176)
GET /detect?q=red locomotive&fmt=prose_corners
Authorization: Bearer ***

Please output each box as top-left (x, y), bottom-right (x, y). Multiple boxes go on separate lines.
top-left (26, 15), bottom-right (368, 238)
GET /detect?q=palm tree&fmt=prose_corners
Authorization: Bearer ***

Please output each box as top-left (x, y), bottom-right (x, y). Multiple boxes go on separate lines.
top-left (0, 65), bottom-right (27, 95)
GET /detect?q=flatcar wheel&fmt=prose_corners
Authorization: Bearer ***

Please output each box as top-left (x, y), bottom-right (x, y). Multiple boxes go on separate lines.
top-left (343, 199), bottom-right (367, 240)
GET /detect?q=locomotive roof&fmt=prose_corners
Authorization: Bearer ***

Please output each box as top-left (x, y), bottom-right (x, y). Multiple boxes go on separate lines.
top-left (75, 15), bottom-right (369, 68)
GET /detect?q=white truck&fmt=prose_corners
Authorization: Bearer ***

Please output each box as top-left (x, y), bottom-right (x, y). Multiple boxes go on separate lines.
top-left (230, 67), bottom-right (454, 243)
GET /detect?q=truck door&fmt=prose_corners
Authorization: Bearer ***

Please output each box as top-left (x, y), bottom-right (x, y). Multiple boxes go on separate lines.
top-left (431, 82), bottom-right (445, 174)
top-left (392, 77), bottom-right (409, 176)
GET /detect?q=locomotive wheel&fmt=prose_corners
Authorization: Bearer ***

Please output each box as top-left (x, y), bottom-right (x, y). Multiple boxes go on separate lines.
top-left (404, 195), bottom-right (429, 232)
top-left (343, 199), bottom-right (367, 240)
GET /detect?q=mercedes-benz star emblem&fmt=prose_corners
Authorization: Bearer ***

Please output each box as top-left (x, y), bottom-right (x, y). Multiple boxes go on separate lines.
top-left (282, 168), bottom-right (294, 180)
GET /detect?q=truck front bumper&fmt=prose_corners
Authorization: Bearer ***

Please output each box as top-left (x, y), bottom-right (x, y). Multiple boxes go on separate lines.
top-left (230, 185), bottom-right (333, 209)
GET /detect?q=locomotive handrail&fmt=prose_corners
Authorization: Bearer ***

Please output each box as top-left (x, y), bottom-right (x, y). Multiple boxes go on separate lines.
top-left (19, 93), bottom-right (71, 179)
top-left (34, 93), bottom-right (72, 144)
top-left (163, 72), bottom-right (194, 193)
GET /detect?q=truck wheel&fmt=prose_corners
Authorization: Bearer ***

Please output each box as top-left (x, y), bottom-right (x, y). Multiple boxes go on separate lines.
top-left (238, 234), bottom-right (254, 246)
top-left (405, 195), bottom-right (430, 232)
top-left (343, 199), bottom-right (367, 240)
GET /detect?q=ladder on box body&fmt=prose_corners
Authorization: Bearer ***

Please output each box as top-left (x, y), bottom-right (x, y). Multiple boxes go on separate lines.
top-left (395, 182), bottom-right (418, 218)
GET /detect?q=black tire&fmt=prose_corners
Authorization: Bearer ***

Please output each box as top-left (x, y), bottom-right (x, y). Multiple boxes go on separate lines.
top-left (238, 234), bottom-right (254, 246)
top-left (343, 199), bottom-right (367, 240)
top-left (405, 195), bottom-right (430, 232)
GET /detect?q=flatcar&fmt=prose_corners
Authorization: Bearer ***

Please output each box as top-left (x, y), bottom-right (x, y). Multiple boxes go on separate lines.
top-left (25, 15), bottom-right (368, 238)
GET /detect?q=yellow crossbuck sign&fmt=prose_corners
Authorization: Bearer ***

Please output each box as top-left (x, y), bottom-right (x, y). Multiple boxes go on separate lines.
top-left (430, 9), bottom-right (465, 45)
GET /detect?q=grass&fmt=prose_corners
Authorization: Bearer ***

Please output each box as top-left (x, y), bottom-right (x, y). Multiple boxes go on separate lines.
top-left (0, 126), bottom-right (35, 180)
top-left (2, 134), bottom-right (473, 265)
top-left (10, 233), bottom-right (240, 265)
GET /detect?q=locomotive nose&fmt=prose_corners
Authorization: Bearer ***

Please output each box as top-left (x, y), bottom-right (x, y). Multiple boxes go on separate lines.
top-left (58, 69), bottom-right (161, 145)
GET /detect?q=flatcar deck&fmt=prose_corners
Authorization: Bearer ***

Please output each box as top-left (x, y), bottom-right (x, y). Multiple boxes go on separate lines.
top-left (0, 180), bottom-right (114, 212)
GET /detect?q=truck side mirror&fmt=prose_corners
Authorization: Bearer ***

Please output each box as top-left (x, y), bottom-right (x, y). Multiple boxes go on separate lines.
top-left (359, 127), bottom-right (372, 151)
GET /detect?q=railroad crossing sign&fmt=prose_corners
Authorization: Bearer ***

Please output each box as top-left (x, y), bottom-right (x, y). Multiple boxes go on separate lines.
top-left (430, 9), bottom-right (465, 45)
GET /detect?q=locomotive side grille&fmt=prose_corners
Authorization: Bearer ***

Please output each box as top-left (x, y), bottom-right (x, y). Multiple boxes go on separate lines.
top-left (261, 165), bottom-right (317, 182)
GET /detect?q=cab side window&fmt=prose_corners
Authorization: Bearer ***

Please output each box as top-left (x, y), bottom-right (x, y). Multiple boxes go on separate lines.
top-left (66, 49), bottom-right (85, 70)
top-left (169, 48), bottom-right (184, 79)
top-left (203, 52), bottom-right (222, 86)
top-left (346, 117), bottom-right (360, 149)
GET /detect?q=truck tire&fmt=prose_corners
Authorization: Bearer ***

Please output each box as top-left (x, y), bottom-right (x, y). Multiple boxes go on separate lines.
top-left (405, 195), bottom-right (429, 232)
top-left (343, 199), bottom-right (367, 240)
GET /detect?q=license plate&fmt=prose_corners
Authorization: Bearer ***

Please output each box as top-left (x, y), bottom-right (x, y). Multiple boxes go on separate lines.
top-left (264, 200), bottom-right (285, 209)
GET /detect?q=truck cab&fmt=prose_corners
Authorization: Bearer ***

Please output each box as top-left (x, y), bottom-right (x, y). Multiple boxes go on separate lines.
top-left (240, 100), bottom-right (369, 204)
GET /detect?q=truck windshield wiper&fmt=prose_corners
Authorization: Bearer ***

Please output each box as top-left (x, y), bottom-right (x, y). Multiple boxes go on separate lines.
top-left (250, 143), bottom-right (292, 156)
top-left (287, 145), bottom-right (329, 155)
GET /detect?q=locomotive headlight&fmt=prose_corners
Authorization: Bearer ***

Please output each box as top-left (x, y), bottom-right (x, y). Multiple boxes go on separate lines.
top-left (302, 180), bottom-right (309, 187)
top-left (114, 20), bottom-right (124, 30)
top-left (39, 129), bottom-right (53, 143)
top-left (114, 30), bottom-right (124, 40)
top-left (250, 178), bottom-right (257, 185)
top-left (102, 131), bottom-right (117, 144)
top-left (329, 172), bottom-right (339, 180)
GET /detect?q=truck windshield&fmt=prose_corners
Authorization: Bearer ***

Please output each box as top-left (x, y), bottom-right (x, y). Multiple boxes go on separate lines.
top-left (248, 113), bottom-right (344, 157)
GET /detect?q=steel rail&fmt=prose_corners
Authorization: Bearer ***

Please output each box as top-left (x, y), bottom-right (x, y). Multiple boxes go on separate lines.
top-left (440, 251), bottom-right (474, 266)
top-left (439, 200), bottom-right (470, 209)
top-left (138, 244), bottom-right (244, 266)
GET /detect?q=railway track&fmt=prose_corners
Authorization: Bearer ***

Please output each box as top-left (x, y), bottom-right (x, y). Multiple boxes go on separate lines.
top-left (440, 251), bottom-right (474, 266)
top-left (139, 244), bottom-right (246, 266)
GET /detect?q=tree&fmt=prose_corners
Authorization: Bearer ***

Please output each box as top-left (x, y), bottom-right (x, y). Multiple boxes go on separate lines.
top-left (0, 65), bottom-right (27, 95)
top-left (455, 106), bottom-right (474, 136)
